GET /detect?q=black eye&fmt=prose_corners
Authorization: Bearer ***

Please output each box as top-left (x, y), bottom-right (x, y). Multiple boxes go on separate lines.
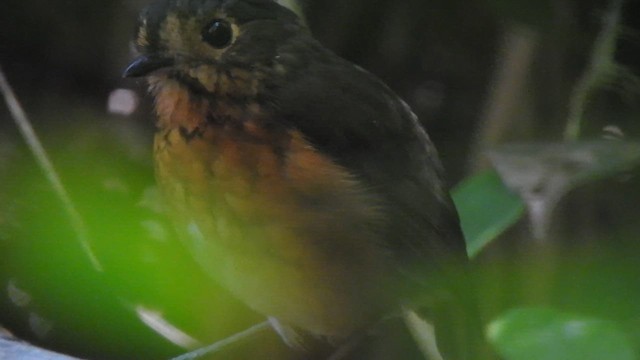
top-left (202, 19), bottom-right (233, 49)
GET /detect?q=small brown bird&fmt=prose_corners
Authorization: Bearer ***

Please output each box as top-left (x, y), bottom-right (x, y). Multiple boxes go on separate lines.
top-left (125, 0), bottom-right (474, 358)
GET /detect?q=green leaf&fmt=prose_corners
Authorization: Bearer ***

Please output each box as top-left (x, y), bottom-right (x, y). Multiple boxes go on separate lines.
top-left (452, 170), bottom-right (524, 258)
top-left (276, 0), bottom-right (305, 20)
top-left (488, 307), bottom-right (636, 360)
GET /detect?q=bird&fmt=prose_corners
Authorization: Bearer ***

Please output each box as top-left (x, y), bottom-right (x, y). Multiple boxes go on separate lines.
top-left (124, 0), bottom-right (476, 358)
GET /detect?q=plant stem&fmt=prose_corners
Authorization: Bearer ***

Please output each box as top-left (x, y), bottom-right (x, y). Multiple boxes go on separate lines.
top-left (171, 321), bottom-right (270, 360)
top-left (0, 65), bottom-right (103, 272)
top-left (564, 0), bottom-right (625, 141)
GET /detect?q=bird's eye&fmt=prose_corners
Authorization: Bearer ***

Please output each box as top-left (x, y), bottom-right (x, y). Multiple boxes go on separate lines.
top-left (202, 19), bottom-right (233, 49)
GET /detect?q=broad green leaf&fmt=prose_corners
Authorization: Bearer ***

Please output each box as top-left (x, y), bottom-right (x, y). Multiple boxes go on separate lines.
top-left (452, 170), bottom-right (524, 258)
top-left (488, 307), bottom-right (636, 360)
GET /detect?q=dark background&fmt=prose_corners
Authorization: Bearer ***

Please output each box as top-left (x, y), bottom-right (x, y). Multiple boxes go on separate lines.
top-left (2, 0), bottom-right (639, 178)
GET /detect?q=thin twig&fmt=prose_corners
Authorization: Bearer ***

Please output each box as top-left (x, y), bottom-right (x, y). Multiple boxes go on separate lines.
top-left (469, 26), bottom-right (538, 172)
top-left (170, 321), bottom-right (271, 360)
top-left (564, 0), bottom-right (625, 141)
top-left (0, 65), bottom-right (103, 272)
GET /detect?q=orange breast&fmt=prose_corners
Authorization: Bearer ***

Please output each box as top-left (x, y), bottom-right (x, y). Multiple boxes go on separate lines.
top-left (151, 78), bottom-right (393, 337)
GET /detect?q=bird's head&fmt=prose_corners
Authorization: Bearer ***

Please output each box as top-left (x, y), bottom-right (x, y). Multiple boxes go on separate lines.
top-left (124, 0), bottom-right (305, 95)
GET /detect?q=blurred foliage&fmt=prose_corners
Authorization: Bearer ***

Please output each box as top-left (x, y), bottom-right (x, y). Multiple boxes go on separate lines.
top-left (452, 170), bottom-right (524, 257)
top-left (488, 307), bottom-right (636, 360)
top-left (0, 108), bottom-right (293, 359)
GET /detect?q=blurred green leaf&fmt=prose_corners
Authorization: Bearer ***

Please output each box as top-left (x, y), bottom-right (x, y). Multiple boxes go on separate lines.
top-left (0, 110), bottom-right (265, 359)
top-left (488, 307), bottom-right (636, 360)
top-left (452, 170), bottom-right (524, 257)
top-left (276, 0), bottom-right (305, 20)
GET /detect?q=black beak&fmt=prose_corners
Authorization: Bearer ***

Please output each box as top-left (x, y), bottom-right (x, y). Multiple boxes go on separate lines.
top-left (123, 55), bottom-right (174, 78)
